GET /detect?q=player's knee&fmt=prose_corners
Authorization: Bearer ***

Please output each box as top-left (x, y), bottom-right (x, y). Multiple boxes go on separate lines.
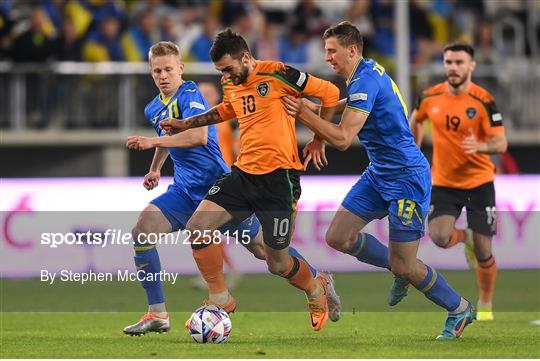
top-left (185, 219), bottom-right (205, 240)
top-left (389, 260), bottom-right (413, 280)
top-left (475, 248), bottom-right (492, 262)
top-left (429, 229), bottom-right (450, 248)
top-left (266, 258), bottom-right (289, 276)
top-left (131, 224), bottom-right (151, 244)
top-left (248, 243), bottom-right (266, 260)
top-left (325, 228), bottom-right (353, 253)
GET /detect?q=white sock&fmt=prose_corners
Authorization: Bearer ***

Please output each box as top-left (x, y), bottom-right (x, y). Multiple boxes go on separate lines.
top-left (148, 303), bottom-right (167, 317)
top-left (449, 297), bottom-right (469, 314)
top-left (209, 290), bottom-right (230, 305)
top-left (307, 283), bottom-right (322, 299)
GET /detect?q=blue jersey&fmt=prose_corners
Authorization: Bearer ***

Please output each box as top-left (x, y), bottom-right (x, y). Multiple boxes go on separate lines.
top-left (346, 58), bottom-right (428, 175)
top-left (144, 81), bottom-right (229, 201)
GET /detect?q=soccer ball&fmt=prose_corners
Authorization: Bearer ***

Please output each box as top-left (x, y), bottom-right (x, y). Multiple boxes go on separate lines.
top-left (186, 305), bottom-right (232, 343)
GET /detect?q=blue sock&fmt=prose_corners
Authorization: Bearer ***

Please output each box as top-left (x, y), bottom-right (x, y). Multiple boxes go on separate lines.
top-left (348, 233), bottom-right (390, 269)
top-left (134, 246), bottom-right (164, 305)
top-left (414, 265), bottom-right (461, 311)
top-left (288, 246), bottom-right (317, 277)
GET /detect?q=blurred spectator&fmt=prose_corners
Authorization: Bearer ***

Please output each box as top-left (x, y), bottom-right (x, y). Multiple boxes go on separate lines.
top-left (410, 0), bottom-right (438, 64)
top-left (87, 0), bottom-right (126, 23)
top-left (230, 8), bottom-right (254, 48)
top-left (0, 0), bottom-right (536, 66)
top-left (0, 2), bottom-right (15, 60)
top-left (190, 16), bottom-right (217, 62)
top-left (291, 0), bottom-right (328, 37)
top-left (63, 0), bottom-right (93, 39)
top-left (279, 21), bottom-right (309, 63)
top-left (174, 5), bottom-right (203, 60)
top-left (159, 13), bottom-right (180, 44)
top-left (253, 12), bottom-right (281, 61)
top-left (121, 10), bottom-right (157, 61)
top-left (42, 0), bottom-right (64, 34)
top-left (219, 0), bottom-right (248, 27)
top-left (82, 16), bottom-right (123, 61)
top-left (12, 6), bottom-right (57, 62)
top-left (475, 19), bottom-right (497, 65)
top-left (56, 18), bottom-right (82, 61)
top-left (347, 0), bottom-right (375, 41)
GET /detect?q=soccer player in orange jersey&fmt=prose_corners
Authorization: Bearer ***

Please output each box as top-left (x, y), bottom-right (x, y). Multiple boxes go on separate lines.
top-left (410, 43), bottom-right (508, 321)
top-left (197, 81), bottom-right (241, 289)
top-left (160, 29), bottom-right (341, 331)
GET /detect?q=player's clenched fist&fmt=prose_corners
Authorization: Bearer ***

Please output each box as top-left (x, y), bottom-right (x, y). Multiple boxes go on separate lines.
top-left (143, 171), bottom-right (160, 190)
top-left (126, 136), bottom-right (154, 150)
top-left (159, 117), bottom-right (188, 135)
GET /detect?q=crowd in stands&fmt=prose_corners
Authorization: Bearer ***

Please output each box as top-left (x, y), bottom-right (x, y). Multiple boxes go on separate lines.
top-left (0, 0), bottom-right (536, 68)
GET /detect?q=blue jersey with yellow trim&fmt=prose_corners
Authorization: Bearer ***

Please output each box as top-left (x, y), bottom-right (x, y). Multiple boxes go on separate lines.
top-left (346, 58), bottom-right (428, 175)
top-left (144, 81), bottom-right (229, 201)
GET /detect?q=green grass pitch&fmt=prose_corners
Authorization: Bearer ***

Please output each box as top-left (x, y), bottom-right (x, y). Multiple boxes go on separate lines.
top-left (1, 270), bottom-right (539, 358)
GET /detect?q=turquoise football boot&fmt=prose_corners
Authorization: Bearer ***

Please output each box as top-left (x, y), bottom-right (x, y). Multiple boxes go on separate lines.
top-left (436, 302), bottom-right (476, 340)
top-left (388, 276), bottom-right (409, 306)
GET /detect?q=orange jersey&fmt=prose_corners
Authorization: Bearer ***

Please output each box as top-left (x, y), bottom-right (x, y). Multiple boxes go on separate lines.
top-left (413, 82), bottom-right (505, 189)
top-left (216, 61), bottom-right (339, 174)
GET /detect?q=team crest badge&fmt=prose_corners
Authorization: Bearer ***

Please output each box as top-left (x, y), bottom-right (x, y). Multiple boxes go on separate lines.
top-left (257, 82), bottom-right (270, 97)
top-left (466, 107), bottom-right (477, 120)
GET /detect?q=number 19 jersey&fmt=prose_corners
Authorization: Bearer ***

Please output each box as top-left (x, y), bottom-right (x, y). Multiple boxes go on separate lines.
top-left (413, 82), bottom-right (505, 189)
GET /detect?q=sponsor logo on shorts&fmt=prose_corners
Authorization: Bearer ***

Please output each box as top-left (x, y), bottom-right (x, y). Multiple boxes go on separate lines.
top-left (428, 204), bottom-right (435, 217)
top-left (208, 186), bottom-right (220, 195)
top-left (275, 237), bottom-right (287, 244)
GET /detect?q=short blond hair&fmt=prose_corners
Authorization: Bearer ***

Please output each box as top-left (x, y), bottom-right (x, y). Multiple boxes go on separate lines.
top-left (148, 41), bottom-right (181, 60)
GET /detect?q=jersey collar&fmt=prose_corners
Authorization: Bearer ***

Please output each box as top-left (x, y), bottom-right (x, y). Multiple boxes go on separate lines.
top-left (245, 61), bottom-right (261, 84)
top-left (159, 81), bottom-right (184, 105)
top-left (346, 57), bottom-right (363, 85)
top-left (444, 81), bottom-right (471, 97)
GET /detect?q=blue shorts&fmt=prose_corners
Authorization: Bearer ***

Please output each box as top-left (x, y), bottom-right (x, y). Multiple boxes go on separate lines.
top-left (342, 167), bottom-right (431, 242)
top-left (150, 183), bottom-right (260, 239)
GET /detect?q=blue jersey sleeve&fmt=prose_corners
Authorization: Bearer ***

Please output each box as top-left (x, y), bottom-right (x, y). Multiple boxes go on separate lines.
top-left (346, 75), bottom-right (379, 115)
top-left (178, 83), bottom-right (210, 119)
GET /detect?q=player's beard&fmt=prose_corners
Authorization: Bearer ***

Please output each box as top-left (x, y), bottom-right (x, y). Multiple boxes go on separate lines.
top-left (447, 72), bottom-right (468, 88)
top-left (232, 65), bottom-right (249, 85)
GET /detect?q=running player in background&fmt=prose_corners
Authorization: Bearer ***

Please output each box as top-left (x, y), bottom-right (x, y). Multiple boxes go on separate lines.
top-left (123, 41), bottom-right (318, 335)
top-left (282, 22), bottom-right (475, 340)
top-left (410, 43), bottom-right (507, 321)
top-left (160, 29), bottom-right (341, 331)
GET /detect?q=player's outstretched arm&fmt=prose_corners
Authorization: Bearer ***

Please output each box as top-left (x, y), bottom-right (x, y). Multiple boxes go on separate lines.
top-left (159, 107), bottom-right (225, 135)
top-left (297, 97), bottom-right (346, 117)
top-left (282, 95), bottom-right (366, 151)
top-left (126, 127), bottom-right (208, 150)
